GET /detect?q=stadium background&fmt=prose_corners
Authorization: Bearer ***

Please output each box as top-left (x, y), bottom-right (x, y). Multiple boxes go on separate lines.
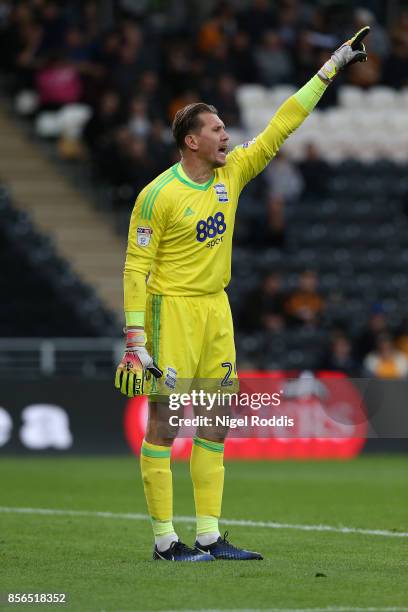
top-left (1, 2), bottom-right (407, 610)
top-left (1, 0), bottom-right (408, 456)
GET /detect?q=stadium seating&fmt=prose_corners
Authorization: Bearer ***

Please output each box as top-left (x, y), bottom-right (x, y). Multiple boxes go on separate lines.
top-left (0, 185), bottom-right (118, 338)
top-left (237, 85), bottom-right (408, 162)
top-left (229, 158), bottom-right (408, 367)
top-left (34, 104), bottom-right (92, 139)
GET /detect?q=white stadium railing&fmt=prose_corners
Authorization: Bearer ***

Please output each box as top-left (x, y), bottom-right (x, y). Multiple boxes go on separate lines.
top-left (0, 338), bottom-right (123, 377)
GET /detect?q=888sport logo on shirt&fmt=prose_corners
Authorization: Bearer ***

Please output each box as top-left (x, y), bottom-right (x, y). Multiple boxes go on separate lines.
top-left (196, 211), bottom-right (226, 248)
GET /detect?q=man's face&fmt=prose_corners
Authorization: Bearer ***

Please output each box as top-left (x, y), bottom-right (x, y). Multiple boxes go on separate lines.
top-left (189, 112), bottom-right (229, 167)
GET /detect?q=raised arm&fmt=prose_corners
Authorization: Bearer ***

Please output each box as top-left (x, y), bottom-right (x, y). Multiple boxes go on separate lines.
top-left (227, 27), bottom-right (370, 189)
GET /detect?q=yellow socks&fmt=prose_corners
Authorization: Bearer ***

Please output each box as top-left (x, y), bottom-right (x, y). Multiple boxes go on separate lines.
top-left (140, 439), bottom-right (178, 551)
top-left (140, 437), bottom-right (225, 549)
top-left (190, 436), bottom-right (224, 545)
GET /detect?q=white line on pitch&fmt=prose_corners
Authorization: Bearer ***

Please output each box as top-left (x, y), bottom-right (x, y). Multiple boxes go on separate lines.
top-left (0, 506), bottom-right (407, 539)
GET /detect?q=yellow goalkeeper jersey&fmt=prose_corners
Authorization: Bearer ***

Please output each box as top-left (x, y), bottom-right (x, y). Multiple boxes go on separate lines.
top-left (123, 80), bottom-right (327, 310)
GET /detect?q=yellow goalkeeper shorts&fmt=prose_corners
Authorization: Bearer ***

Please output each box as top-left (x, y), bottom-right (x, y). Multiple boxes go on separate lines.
top-left (144, 290), bottom-right (237, 398)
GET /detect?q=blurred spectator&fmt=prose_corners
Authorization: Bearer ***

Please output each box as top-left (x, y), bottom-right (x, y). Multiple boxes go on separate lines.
top-left (238, 0), bottom-right (276, 43)
top-left (276, 0), bottom-right (303, 47)
top-left (197, 1), bottom-right (237, 55)
top-left (102, 129), bottom-right (156, 207)
top-left (352, 7), bottom-right (389, 58)
top-left (92, 125), bottom-right (131, 186)
top-left (14, 20), bottom-right (44, 90)
top-left (168, 90), bottom-right (200, 123)
top-left (82, 90), bottom-right (122, 154)
top-left (122, 19), bottom-right (143, 50)
top-left (63, 24), bottom-right (101, 102)
top-left (363, 333), bottom-right (408, 379)
top-left (64, 26), bottom-right (93, 64)
top-left (211, 74), bottom-right (241, 127)
top-left (215, 1), bottom-right (239, 39)
top-left (382, 11), bottom-right (408, 89)
top-left (164, 41), bottom-right (193, 94)
top-left (35, 52), bottom-right (82, 110)
top-left (298, 143), bottom-right (329, 198)
top-left (147, 120), bottom-right (173, 170)
top-left (347, 51), bottom-right (382, 88)
top-left (242, 272), bottom-right (286, 332)
top-left (94, 29), bottom-right (121, 75)
top-left (321, 333), bottom-right (359, 376)
top-left (356, 304), bottom-right (388, 359)
top-left (127, 96), bottom-right (151, 138)
top-left (265, 150), bottom-right (303, 202)
top-left (39, 1), bottom-right (67, 53)
top-left (293, 30), bottom-right (319, 86)
top-left (229, 30), bottom-right (258, 83)
top-left (80, 0), bottom-right (99, 43)
top-left (0, 3), bottom-right (33, 74)
top-left (285, 269), bottom-right (324, 327)
top-left (261, 151), bottom-right (303, 247)
top-left (119, 136), bottom-right (156, 200)
top-left (137, 70), bottom-right (166, 121)
top-left (205, 41), bottom-right (235, 81)
top-left (254, 30), bottom-right (294, 86)
top-left (264, 194), bottom-right (286, 248)
top-left (110, 24), bottom-right (152, 97)
top-left (307, 4), bottom-right (343, 38)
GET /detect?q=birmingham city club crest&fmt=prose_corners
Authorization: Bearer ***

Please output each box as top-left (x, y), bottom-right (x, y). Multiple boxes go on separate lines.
top-left (213, 182), bottom-right (229, 203)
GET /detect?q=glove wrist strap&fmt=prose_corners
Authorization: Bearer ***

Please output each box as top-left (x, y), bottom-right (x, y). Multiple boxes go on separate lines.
top-left (125, 328), bottom-right (145, 348)
top-left (318, 57), bottom-right (338, 83)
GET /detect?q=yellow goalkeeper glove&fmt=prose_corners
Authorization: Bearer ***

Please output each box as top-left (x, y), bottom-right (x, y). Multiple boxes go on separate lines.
top-left (114, 328), bottom-right (162, 397)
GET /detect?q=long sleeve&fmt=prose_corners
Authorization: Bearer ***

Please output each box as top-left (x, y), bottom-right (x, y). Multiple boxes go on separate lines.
top-left (124, 186), bottom-right (169, 313)
top-left (227, 74), bottom-right (328, 190)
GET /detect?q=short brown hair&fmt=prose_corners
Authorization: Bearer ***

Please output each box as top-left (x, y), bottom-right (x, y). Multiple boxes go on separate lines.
top-left (172, 102), bottom-right (218, 150)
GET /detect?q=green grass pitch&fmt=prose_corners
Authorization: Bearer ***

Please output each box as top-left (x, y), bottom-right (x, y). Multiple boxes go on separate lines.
top-left (1, 455), bottom-right (407, 611)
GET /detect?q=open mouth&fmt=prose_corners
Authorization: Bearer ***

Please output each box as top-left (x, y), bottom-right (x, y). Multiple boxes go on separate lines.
top-left (218, 146), bottom-right (227, 155)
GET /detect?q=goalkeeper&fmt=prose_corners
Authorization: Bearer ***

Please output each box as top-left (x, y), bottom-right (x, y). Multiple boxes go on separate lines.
top-left (115, 28), bottom-right (370, 562)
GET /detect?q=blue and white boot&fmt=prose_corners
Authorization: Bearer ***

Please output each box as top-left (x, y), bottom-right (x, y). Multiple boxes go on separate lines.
top-left (153, 540), bottom-right (215, 562)
top-left (195, 531), bottom-right (263, 560)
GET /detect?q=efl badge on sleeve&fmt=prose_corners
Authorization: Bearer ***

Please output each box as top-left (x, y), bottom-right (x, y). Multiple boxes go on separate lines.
top-left (137, 226), bottom-right (153, 247)
top-left (241, 138), bottom-right (256, 148)
top-left (213, 182), bottom-right (229, 203)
